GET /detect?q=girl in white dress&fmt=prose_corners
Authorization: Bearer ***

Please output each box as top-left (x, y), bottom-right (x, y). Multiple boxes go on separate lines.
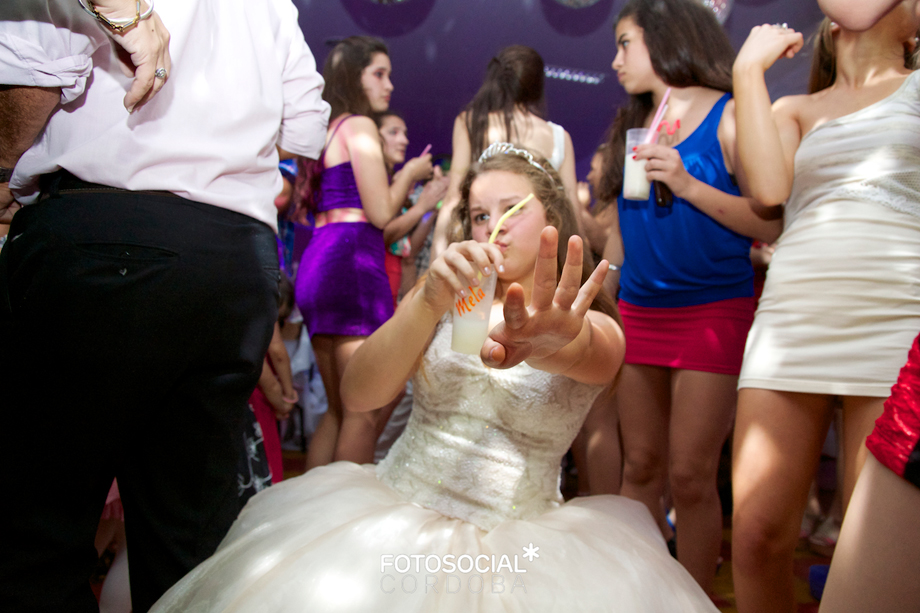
top-left (150, 147), bottom-right (718, 612)
top-left (731, 11), bottom-right (920, 612)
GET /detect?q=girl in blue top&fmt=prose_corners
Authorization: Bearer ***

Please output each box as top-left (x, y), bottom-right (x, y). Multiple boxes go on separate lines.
top-left (596, 0), bottom-right (782, 594)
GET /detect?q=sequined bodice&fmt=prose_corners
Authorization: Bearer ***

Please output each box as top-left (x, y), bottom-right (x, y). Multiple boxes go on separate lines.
top-left (316, 162), bottom-right (361, 213)
top-left (376, 320), bottom-right (604, 531)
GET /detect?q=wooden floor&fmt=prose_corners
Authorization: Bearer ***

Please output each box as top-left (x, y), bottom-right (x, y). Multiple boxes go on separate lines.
top-left (282, 450), bottom-right (833, 612)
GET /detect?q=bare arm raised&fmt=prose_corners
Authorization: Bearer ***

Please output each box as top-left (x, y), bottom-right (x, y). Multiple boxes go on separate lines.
top-left (733, 24), bottom-right (806, 207)
top-left (383, 166), bottom-right (448, 245)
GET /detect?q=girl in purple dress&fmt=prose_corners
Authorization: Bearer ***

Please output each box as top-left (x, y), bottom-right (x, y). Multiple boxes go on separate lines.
top-left (295, 36), bottom-right (434, 468)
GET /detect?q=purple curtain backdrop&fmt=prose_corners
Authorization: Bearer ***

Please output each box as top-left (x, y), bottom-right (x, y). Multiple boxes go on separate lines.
top-left (293, 0), bottom-right (824, 179)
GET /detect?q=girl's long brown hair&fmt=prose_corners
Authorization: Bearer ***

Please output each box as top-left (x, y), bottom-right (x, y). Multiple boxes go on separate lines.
top-left (596, 0), bottom-right (735, 207)
top-left (464, 46), bottom-right (547, 160)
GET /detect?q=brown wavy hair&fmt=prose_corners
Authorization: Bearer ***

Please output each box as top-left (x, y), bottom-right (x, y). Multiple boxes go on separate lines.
top-left (596, 0), bottom-right (735, 207)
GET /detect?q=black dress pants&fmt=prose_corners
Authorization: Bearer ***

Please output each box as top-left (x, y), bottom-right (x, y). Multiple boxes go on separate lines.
top-left (0, 188), bottom-right (279, 612)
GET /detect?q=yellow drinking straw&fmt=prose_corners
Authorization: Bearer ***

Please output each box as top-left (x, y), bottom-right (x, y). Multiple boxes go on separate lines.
top-left (488, 193), bottom-right (534, 243)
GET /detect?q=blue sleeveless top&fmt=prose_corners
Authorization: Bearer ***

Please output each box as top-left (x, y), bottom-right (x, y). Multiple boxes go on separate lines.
top-left (618, 93), bottom-right (753, 308)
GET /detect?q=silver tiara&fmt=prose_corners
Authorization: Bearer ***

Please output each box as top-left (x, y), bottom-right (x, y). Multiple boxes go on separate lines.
top-left (478, 142), bottom-right (554, 181)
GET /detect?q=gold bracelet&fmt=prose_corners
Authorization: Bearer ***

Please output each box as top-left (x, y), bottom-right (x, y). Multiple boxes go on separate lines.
top-left (78, 0), bottom-right (154, 33)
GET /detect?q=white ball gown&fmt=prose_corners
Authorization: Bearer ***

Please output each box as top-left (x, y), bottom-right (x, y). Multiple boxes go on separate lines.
top-left (151, 320), bottom-right (717, 612)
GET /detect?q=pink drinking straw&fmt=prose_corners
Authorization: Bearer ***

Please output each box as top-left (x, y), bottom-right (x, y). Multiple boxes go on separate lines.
top-left (643, 87), bottom-right (671, 145)
top-left (421, 144), bottom-right (432, 156)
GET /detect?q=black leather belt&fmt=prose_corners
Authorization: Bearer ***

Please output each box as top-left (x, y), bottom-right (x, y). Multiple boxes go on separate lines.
top-left (38, 169), bottom-right (172, 201)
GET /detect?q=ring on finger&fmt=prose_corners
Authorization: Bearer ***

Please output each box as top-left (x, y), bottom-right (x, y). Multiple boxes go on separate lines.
top-left (155, 67), bottom-right (168, 79)
top-left (772, 22), bottom-right (788, 30)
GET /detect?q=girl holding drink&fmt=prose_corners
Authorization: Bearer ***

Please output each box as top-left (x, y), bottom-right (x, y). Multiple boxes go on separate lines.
top-left (731, 9), bottom-right (920, 611)
top-left (595, 0), bottom-right (782, 593)
top-left (149, 147), bottom-right (722, 612)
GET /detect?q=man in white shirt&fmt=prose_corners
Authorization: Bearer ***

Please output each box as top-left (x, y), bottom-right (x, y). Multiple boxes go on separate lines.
top-left (0, 1), bottom-right (329, 611)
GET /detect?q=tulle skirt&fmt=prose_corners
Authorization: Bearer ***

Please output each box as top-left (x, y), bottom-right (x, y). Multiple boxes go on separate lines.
top-left (151, 462), bottom-right (716, 612)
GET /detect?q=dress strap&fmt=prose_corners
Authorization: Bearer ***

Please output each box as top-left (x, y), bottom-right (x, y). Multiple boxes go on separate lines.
top-left (547, 121), bottom-right (565, 171)
top-left (696, 93), bottom-right (731, 142)
top-left (320, 114), bottom-right (359, 166)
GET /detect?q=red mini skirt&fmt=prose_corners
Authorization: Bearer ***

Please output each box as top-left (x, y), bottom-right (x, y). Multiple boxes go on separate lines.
top-left (619, 297), bottom-right (755, 375)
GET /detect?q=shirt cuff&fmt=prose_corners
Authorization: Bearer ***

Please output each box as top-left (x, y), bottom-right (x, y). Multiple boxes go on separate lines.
top-left (0, 33), bottom-right (96, 104)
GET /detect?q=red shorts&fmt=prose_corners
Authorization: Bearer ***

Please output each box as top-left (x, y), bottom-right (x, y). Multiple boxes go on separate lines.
top-left (867, 333), bottom-right (920, 490)
top-left (619, 297), bottom-right (755, 376)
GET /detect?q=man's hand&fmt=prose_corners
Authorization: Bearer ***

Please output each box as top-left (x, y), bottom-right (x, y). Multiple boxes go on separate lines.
top-left (90, 0), bottom-right (172, 112)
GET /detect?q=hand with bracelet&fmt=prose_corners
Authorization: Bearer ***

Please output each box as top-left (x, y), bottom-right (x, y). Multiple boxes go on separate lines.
top-left (79, 0), bottom-right (172, 112)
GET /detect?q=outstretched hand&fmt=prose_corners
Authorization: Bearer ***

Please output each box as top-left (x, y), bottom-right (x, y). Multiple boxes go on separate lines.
top-left (481, 226), bottom-right (608, 369)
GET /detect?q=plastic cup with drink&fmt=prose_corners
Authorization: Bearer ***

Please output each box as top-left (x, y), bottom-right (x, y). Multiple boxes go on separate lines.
top-left (622, 87), bottom-right (675, 206)
top-left (623, 127), bottom-right (658, 200)
top-left (450, 193), bottom-right (535, 355)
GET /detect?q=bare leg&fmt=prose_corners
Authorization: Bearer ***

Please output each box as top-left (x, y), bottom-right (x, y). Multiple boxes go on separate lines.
top-left (839, 395), bottom-right (885, 510)
top-left (334, 337), bottom-right (383, 464)
top-left (305, 335), bottom-right (341, 470)
top-left (819, 453), bottom-right (920, 613)
top-left (618, 364), bottom-right (672, 535)
top-left (668, 369), bottom-right (737, 593)
top-left (732, 388), bottom-right (833, 613)
top-left (583, 385), bottom-right (622, 495)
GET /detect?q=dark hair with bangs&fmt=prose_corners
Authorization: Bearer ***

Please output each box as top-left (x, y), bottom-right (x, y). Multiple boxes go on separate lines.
top-left (596, 0), bottom-right (735, 206)
top-left (464, 45), bottom-right (547, 160)
top-left (322, 35), bottom-right (389, 119)
top-left (451, 148), bottom-right (620, 323)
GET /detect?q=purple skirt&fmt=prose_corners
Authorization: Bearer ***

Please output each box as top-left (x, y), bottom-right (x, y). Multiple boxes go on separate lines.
top-left (295, 222), bottom-right (394, 338)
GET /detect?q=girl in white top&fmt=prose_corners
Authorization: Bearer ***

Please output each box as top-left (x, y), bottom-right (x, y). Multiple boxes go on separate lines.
top-left (732, 10), bottom-right (920, 612)
top-left (433, 45), bottom-right (578, 258)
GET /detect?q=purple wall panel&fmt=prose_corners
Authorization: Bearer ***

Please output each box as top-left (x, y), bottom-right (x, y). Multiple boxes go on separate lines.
top-left (294, 0), bottom-right (824, 179)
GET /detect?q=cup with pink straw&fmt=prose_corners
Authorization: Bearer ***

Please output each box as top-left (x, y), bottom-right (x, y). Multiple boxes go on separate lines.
top-left (622, 87), bottom-right (674, 205)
